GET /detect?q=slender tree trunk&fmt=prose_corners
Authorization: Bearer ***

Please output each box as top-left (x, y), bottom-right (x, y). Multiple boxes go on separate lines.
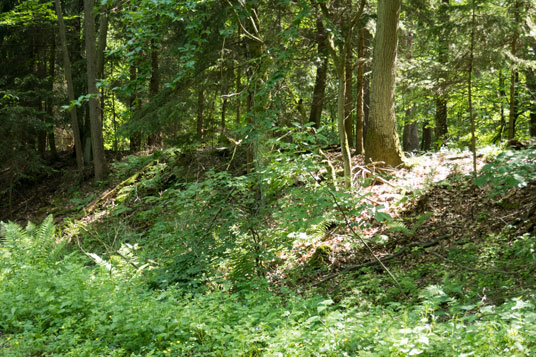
top-left (526, 66), bottom-right (536, 137)
top-left (236, 24), bottom-right (242, 126)
top-left (363, 29), bottom-right (371, 141)
top-left (84, 0), bottom-right (107, 179)
top-left (47, 30), bottom-right (58, 159)
top-left (508, 0), bottom-right (521, 140)
top-left (492, 70), bottom-right (506, 143)
top-left (309, 16), bottom-right (328, 129)
top-left (337, 62), bottom-right (353, 188)
top-left (147, 40), bottom-right (162, 146)
top-left (112, 65), bottom-right (118, 152)
top-left (96, 4), bottom-right (109, 149)
top-left (197, 86), bottom-right (205, 139)
top-left (129, 63), bottom-right (141, 151)
top-left (508, 68), bottom-right (518, 140)
top-left (468, 0), bottom-right (477, 174)
top-left (220, 48), bottom-right (227, 134)
top-left (365, 0), bottom-right (404, 166)
top-left (434, 0), bottom-right (449, 148)
top-left (54, 0), bottom-right (83, 170)
top-left (355, 26), bottom-right (365, 154)
top-left (344, 1), bottom-right (354, 148)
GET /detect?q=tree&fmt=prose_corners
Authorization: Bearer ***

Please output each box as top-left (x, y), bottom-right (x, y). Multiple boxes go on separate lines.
top-left (84, 0), bottom-right (107, 179)
top-left (365, 0), bottom-right (403, 166)
top-left (319, 0), bottom-right (366, 188)
top-left (309, 13), bottom-right (329, 129)
top-left (434, 0), bottom-right (450, 148)
top-left (54, 0), bottom-right (83, 170)
top-left (355, 25), bottom-right (367, 154)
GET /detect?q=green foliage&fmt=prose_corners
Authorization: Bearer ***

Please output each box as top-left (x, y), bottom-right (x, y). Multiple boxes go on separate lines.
top-left (1, 217), bottom-right (535, 356)
top-left (475, 148), bottom-right (536, 196)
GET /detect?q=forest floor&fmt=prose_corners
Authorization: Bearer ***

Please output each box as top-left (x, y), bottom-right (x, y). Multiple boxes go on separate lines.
top-left (1, 144), bottom-right (535, 355)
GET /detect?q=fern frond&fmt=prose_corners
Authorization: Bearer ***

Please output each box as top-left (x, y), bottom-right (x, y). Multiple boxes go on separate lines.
top-left (34, 215), bottom-right (55, 244)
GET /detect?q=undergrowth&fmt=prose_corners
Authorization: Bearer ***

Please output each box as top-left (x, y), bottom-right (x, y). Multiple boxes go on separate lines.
top-left (1, 145), bottom-right (535, 356)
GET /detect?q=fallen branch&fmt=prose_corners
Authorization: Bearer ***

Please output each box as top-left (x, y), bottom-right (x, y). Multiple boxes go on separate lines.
top-left (313, 234), bottom-right (449, 286)
top-left (308, 172), bottom-right (404, 290)
top-left (84, 159), bottom-right (158, 215)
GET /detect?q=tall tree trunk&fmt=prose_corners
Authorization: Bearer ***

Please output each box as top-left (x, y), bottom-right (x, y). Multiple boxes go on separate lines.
top-left (336, 61), bottom-right (353, 188)
top-left (344, 1), bottom-right (354, 148)
top-left (220, 46), bottom-right (227, 134)
top-left (492, 70), bottom-right (506, 143)
top-left (129, 63), bottom-right (141, 151)
top-left (508, 0), bottom-right (521, 140)
top-left (365, 0), bottom-right (404, 166)
top-left (468, 0), bottom-right (477, 174)
top-left (96, 3), bottom-right (109, 148)
top-left (402, 24), bottom-right (418, 153)
top-left (434, 96), bottom-right (448, 147)
top-left (403, 98), bottom-right (419, 152)
top-left (47, 30), bottom-right (58, 159)
top-left (54, 0), bottom-right (83, 170)
top-left (147, 40), bottom-right (162, 146)
top-left (236, 23), bottom-right (242, 126)
top-left (363, 28), bottom-right (371, 141)
top-left (434, 0), bottom-right (449, 148)
top-left (309, 16), bottom-right (328, 129)
top-left (84, 0), bottom-right (107, 179)
top-left (355, 26), bottom-right (365, 154)
top-left (422, 120), bottom-right (433, 151)
top-left (197, 86), bottom-right (205, 139)
top-left (526, 66), bottom-right (536, 137)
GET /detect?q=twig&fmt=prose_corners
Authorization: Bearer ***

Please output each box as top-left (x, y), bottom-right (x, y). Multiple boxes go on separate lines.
top-left (313, 235), bottom-right (450, 286)
top-left (307, 172), bottom-right (403, 290)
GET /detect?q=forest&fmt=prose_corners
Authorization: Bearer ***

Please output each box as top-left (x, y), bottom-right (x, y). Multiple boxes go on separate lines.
top-left (1, 0), bottom-right (536, 355)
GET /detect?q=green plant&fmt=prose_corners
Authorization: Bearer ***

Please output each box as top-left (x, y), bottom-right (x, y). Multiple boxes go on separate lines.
top-left (475, 148), bottom-right (536, 196)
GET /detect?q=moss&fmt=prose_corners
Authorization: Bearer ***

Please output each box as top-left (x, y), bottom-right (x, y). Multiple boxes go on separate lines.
top-left (308, 245), bottom-right (332, 268)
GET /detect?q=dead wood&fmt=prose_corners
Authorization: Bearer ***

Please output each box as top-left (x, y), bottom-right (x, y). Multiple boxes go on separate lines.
top-left (313, 234), bottom-right (449, 286)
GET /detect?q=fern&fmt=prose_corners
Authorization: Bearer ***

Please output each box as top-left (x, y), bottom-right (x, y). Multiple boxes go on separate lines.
top-left (387, 212), bottom-right (433, 237)
top-left (306, 218), bottom-right (338, 241)
top-left (0, 215), bottom-right (63, 267)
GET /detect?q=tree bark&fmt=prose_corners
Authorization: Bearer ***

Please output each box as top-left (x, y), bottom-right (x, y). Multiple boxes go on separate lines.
top-left (55, 0), bottom-right (84, 170)
top-left (337, 61), bottom-right (353, 188)
top-left (365, 0), bottom-right (403, 166)
top-left (493, 70), bottom-right (506, 143)
top-left (508, 0), bottom-right (521, 140)
top-left (403, 105), bottom-right (419, 152)
top-left (344, 0), bottom-right (354, 148)
top-left (197, 86), bottom-right (205, 139)
top-left (468, 0), bottom-right (477, 174)
top-left (434, 0), bottom-right (449, 148)
top-left (84, 0), bottom-right (107, 179)
top-left (47, 30), bottom-right (58, 159)
top-left (526, 67), bottom-right (536, 137)
top-left (422, 121), bottom-right (433, 151)
top-left (129, 63), bottom-right (141, 151)
top-left (147, 40), bottom-right (162, 146)
top-left (355, 26), bottom-right (365, 154)
top-left (309, 16), bottom-right (328, 129)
